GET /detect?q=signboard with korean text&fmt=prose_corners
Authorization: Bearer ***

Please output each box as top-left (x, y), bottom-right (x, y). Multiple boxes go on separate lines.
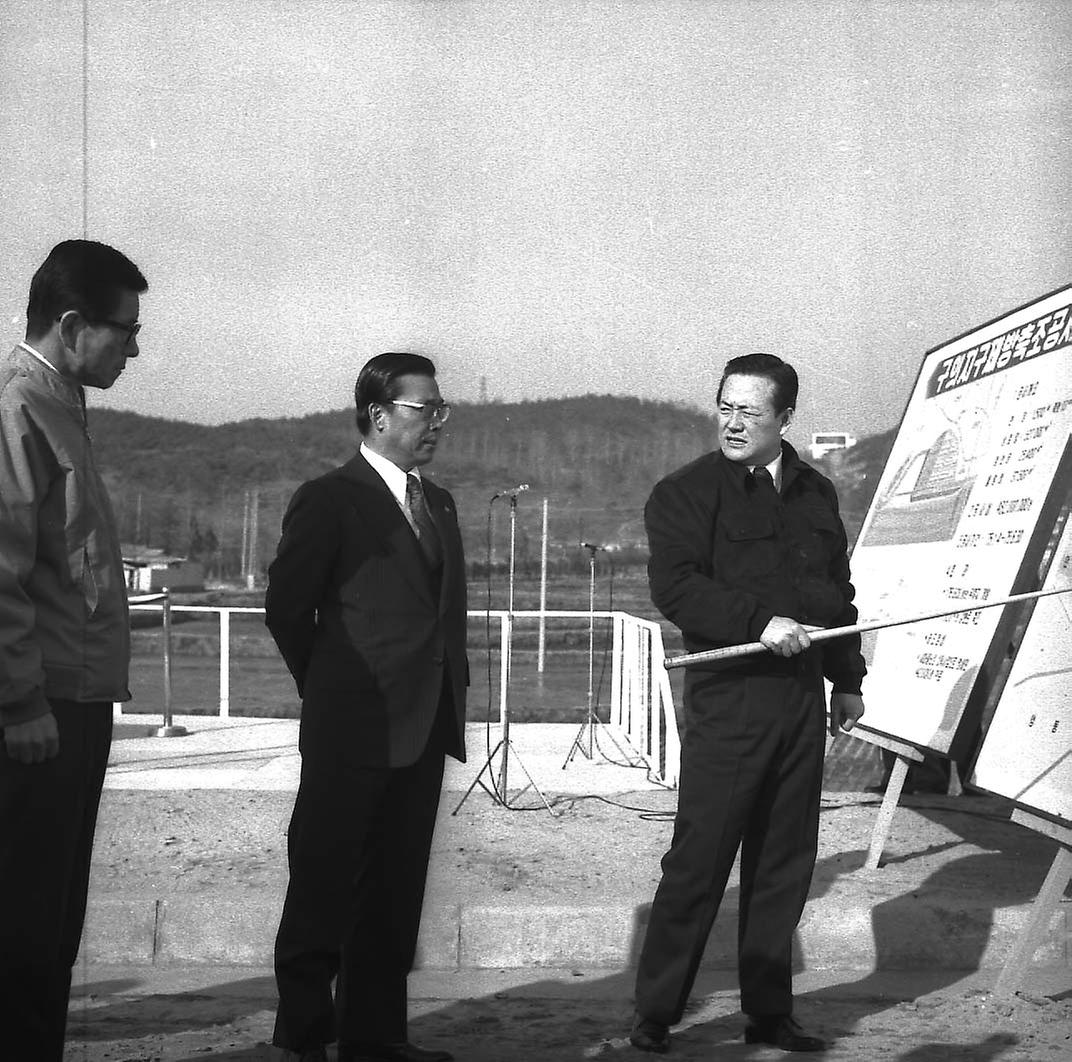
top-left (850, 285), bottom-right (1072, 757)
top-left (969, 511), bottom-right (1071, 826)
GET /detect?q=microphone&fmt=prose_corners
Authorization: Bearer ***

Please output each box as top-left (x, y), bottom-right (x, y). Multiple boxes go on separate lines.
top-left (492, 483), bottom-right (530, 500)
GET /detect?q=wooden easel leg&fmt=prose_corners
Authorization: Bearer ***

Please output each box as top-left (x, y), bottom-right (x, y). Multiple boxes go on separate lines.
top-left (947, 759), bottom-right (963, 797)
top-left (865, 754), bottom-right (910, 870)
top-left (993, 845), bottom-right (1072, 997)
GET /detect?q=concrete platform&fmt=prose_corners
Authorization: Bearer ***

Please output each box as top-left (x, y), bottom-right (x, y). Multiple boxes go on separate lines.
top-left (78, 867), bottom-right (1070, 973)
top-left (87, 715), bottom-right (1071, 989)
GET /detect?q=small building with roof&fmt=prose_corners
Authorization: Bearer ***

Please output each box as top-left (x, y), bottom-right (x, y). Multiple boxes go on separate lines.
top-left (122, 546), bottom-right (205, 593)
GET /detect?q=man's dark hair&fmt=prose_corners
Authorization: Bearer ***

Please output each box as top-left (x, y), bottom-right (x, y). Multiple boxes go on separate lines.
top-left (716, 352), bottom-right (799, 413)
top-left (354, 352), bottom-right (437, 434)
top-left (25, 239), bottom-right (148, 339)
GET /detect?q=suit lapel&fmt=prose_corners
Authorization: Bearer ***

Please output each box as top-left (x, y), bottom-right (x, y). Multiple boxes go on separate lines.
top-left (423, 479), bottom-right (460, 614)
top-left (340, 453), bottom-right (435, 605)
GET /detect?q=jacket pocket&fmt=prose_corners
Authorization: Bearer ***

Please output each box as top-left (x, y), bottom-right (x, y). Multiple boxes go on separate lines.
top-left (794, 504), bottom-right (842, 571)
top-left (719, 514), bottom-right (780, 578)
top-left (724, 514), bottom-right (776, 542)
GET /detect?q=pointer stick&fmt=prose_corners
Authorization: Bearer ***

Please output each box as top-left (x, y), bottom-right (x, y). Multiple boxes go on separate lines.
top-left (663, 586), bottom-right (1072, 669)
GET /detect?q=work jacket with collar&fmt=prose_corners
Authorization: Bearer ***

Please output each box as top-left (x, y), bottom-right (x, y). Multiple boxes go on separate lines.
top-left (0, 344), bottom-right (130, 726)
top-left (644, 441), bottom-right (866, 694)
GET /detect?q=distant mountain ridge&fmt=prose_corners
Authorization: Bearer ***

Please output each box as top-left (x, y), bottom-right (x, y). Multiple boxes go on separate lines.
top-left (87, 396), bottom-right (892, 577)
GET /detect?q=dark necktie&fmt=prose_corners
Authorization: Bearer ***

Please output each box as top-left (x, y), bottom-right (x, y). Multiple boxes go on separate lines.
top-left (406, 472), bottom-right (443, 568)
top-left (751, 465), bottom-right (779, 501)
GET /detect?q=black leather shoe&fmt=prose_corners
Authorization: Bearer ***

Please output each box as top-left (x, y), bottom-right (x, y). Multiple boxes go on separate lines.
top-left (629, 1015), bottom-right (671, 1054)
top-left (744, 1015), bottom-right (826, 1052)
top-left (339, 1042), bottom-right (453, 1062)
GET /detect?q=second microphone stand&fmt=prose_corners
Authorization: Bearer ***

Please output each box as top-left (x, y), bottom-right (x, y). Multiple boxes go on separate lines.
top-left (454, 490), bottom-right (554, 816)
top-left (563, 543), bottom-right (642, 769)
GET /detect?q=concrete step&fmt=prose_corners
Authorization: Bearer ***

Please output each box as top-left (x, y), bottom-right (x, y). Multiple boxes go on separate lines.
top-left (78, 886), bottom-right (1068, 972)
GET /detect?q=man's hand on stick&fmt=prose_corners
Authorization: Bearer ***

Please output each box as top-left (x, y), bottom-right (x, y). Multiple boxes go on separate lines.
top-left (759, 616), bottom-right (813, 658)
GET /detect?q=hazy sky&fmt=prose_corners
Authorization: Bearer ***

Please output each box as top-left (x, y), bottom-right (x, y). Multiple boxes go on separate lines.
top-left (2, 0), bottom-right (1069, 448)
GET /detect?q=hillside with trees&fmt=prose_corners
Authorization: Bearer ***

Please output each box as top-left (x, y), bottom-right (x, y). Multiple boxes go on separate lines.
top-left (88, 396), bottom-right (893, 582)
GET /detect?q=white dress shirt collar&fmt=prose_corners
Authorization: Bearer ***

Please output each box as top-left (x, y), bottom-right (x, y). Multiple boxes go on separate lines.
top-left (750, 453), bottom-right (783, 493)
top-left (360, 441), bottom-right (422, 510)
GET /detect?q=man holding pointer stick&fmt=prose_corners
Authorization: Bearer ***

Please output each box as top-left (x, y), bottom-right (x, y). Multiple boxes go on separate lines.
top-left (630, 353), bottom-right (865, 1054)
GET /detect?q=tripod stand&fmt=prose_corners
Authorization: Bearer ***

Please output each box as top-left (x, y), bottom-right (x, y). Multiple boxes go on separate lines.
top-left (454, 489), bottom-right (554, 816)
top-left (563, 543), bottom-right (643, 769)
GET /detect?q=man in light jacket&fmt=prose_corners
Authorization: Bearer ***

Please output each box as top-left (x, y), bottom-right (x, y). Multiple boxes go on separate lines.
top-left (0, 239), bottom-right (147, 1061)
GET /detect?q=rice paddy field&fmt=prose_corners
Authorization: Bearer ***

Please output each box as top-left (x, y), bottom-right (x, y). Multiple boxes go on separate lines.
top-left (123, 571), bottom-right (686, 724)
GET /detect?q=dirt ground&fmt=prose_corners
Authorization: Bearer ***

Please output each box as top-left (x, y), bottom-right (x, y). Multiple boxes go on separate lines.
top-left (67, 788), bottom-right (1072, 1061)
top-left (87, 787), bottom-right (676, 901)
top-left (87, 786), bottom-right (1063, 906)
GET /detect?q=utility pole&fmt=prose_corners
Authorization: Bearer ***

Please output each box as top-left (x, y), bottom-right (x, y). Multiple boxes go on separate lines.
top-left (246, 489), bottom-right (259, 590)
top-left (538, 497), bottom-right (548, 673)
top-left (215, 489), bottom-right (226, 584)
top-left (240, 491), bottom-right (250, 583)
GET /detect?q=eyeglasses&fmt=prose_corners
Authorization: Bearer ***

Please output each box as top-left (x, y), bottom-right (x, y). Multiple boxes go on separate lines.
top-left (93, 317), bottom-right (142, 346)
top-left (389, 399), bottom-right (452, 424)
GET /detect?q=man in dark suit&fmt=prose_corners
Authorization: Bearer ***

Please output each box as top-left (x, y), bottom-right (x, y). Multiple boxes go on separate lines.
top-left (630, 353), bottom-right (866, 1054)
top-left (265, 352), bottom-right (468, 1062)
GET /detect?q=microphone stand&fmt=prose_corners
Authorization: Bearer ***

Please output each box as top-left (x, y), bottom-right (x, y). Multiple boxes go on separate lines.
top-left (454, 490), bottom-right (554, 816)
top-left (563, 543), bottom-right (641, 769)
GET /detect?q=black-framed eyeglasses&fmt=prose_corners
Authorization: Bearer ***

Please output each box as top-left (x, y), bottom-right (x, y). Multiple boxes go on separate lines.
top-left (389, 399), bottom-right (452, 424)
top-left (92, 317), bottom-right (141, 346)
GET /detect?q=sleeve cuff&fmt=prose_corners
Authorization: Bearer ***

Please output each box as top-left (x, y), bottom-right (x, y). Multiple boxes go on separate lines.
top-left (0, 688), bottom-right (52, 728)
top-left (831, 682), bottom-right (863, 696)
top-left (747, 606), bottom-right (776, 642)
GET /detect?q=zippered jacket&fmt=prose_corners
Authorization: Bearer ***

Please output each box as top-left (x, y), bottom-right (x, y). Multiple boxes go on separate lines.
top-left (645, 441), bottom-right (866, 694)
top-left (0, 345), bottom-right (130, 726)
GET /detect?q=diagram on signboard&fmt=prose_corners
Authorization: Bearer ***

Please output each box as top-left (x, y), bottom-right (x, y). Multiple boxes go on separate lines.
top-left (861, 403), bottom-right (991, 548)
top-left (850, 284), bottom-right (1072, 756)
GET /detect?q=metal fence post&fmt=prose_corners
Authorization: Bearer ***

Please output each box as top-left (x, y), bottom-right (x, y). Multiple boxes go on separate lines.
top-left (154, 588), bottom-right (188, 737)
top-left (219, 609), bottom-right (231, 718)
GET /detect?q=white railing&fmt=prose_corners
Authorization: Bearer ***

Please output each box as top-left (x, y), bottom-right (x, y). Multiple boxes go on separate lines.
top-left (611, 612), bottom-right (681, 788)
top-left (126, 601), bottom-right (682, 787)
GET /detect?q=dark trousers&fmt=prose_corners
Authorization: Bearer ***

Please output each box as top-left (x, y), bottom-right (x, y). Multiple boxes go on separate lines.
top-left (272, 706), bottom-right (450, 1051)
top-left (0, 699), bottom-right (113, 1062)
top-left (634, 670), bottom-right (826, 1024)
